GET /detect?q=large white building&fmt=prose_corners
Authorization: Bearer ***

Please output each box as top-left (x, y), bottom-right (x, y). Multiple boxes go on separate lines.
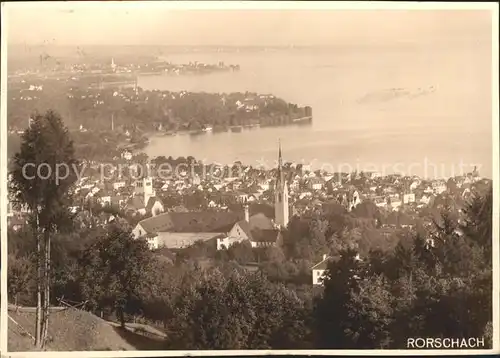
top-left (132, 211), bottom-right (239, 250)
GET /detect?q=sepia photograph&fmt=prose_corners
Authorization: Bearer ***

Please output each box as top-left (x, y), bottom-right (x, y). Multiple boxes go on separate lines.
top-left (1, 1), bottom-right (499, 355)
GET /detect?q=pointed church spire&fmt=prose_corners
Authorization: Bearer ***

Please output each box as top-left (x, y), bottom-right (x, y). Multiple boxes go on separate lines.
top-left (277, 139), bottom-right (284, 184)
top-left (274, 139), bottom-right (289, 228)
top-left (278, 138), bottom-right (282, 164)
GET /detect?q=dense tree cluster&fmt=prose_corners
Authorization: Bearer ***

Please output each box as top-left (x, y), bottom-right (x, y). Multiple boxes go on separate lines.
top-left (9, 187), bottom-right (492, 349)
top-left (8, 83), bottom-right (309, 133)
top-left (315, 188), bottom-right (493, 348)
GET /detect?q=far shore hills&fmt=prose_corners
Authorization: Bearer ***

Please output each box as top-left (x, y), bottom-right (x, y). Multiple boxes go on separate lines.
top-left (7, 69), bottom-right (313, 158)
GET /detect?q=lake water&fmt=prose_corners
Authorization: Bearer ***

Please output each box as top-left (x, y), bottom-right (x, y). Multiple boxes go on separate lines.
top-left (139, 43), bottom-right (492, 179)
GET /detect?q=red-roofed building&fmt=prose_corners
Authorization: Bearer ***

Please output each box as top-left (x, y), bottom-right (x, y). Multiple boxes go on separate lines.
top-left (216, 205), bottom-right (281, 249)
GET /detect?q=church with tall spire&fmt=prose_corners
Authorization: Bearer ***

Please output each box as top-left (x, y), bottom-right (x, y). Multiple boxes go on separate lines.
top-left (274, 140), bottom-right (289, 228)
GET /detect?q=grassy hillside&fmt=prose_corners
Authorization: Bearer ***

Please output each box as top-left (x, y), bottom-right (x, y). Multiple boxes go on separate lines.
top-left (7, 306), bottom-right (166, 351)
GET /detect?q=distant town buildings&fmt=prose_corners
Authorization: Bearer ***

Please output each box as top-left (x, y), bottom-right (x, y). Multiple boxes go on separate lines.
top-left (130, 144), bottom-right (289, 251)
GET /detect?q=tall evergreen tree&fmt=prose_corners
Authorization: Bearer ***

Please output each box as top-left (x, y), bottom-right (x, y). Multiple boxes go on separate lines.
top-left (10, 110), bottom-right (78, 348)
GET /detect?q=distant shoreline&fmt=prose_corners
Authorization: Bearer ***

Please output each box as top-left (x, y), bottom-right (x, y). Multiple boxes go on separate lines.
top-left (139, 116), bottom-right (312, 140)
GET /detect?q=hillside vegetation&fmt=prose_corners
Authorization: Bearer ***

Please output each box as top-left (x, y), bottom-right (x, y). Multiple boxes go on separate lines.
top-left (7, 306), bottom-right (165, 351)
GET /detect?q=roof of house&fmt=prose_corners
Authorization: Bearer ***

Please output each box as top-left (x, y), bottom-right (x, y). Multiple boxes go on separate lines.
top-left (79, 188), bottom-right (91, 197)
top-left (227, 203), bottom-right (275, 219)
top-left (138, 211), bottom-right (242, 235)
top-left (251, 229), bottom-right (280, 243)
top-left (311, 255), bottom-right (339, 270)
top-left (127, 196), bottom-right (145, 210)
top-left (308, 177), bottom-right (324, 184)
top-left (233, 216), bottom-right (280, 243)
top-left (145, 196), bottom-right (162, 212)
top-left (235, 220), bottom-right (253, 238)
top-left (248, 213), bottom-right (274, 230)
top-left (94, 190), bottom-right (110, 198)
top-left (111, 195), bottom-right (125, 204)
top-left (232, 211), bottom-right (275, 235)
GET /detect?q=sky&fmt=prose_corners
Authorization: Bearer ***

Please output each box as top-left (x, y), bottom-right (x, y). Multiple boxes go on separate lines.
top-left (4, 2), bottom-right (493, 47)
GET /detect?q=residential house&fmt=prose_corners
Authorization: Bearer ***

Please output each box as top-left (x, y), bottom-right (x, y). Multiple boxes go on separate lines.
top-left (308, 177), bottom-right (324, 191)
top-left (351, 190), bottom-right (362, 209)
top-left (113, 181), bottom-right (127, 191)
top-left (383, 186), bottom-right (397, 195)
top-left (419, 194), bottom-right (435, 207)
top-left (374, 197), bottom-right (387, 208)
top-left (90, 186), bottom-right (101, 196)
top-left (432, 181), bottom-right (447, 195)
top-left (409, 180), bottom-right (420, 192)
top-left (339, 188), bottom-right (362, 212)
top-left (190, 174), bottom-right (201, 186)
top-left (234, 191), bottom-right (249, 203)
top-left (462, 187), bottom-right (473, 201)
top-left (311, 253), bottom-right (363, 286)
top-left (299, 191), bottom-right (313, 200)
top-left (217, 205), bottom-right (281, 250)
top-left (125, 196), bottom-right (147, 216)
top-left (94, 189), bottom-right (113, 206)
top-left (145, 196), bottom-right (165, 217)
top-left (311, 254), bottom-right (334, 286)
top-left (402, 193), bottom-right (416, 204)
top-left (259, 181), bottom-right (271, 191)
top-left (323, 175), bottom-right (334, 183)
top-left (454, 177), bottom-right (465, 189)
top-left (289, 179), bottom-right (300, 191)
top-left (424, 186), bottom-right (434, 194)
top-left (390, 198), bottom-right (402, 210)
top-left (111, 195), bottom-right (126, 208)
top-left (246, 194), bottom-right (258, 202)
top-left (121, 150), bottom-right (133, 161)
top-left (161, 182), bottom-right (171, 191)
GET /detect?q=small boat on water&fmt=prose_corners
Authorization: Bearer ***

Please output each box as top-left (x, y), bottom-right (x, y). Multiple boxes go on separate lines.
top-left (203, 127), bottom-right (213, 133)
